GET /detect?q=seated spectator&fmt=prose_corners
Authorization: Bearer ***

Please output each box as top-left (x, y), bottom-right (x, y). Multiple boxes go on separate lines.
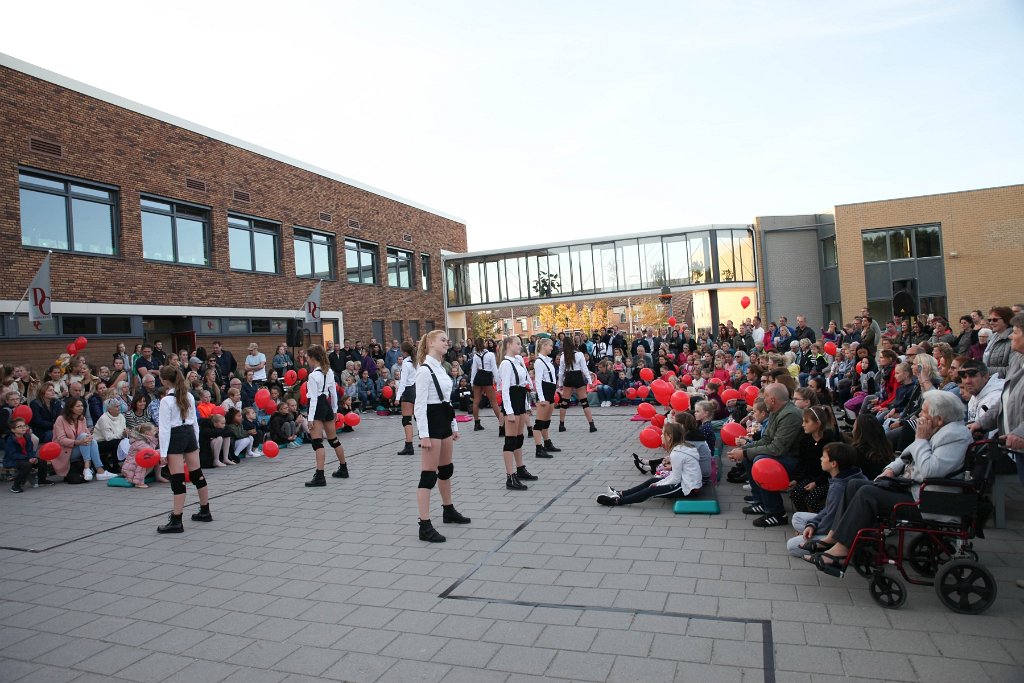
top-left (953, 315), bottom-right (976, 356)
top-left (87, 381), bottom-right (108, 425)
top-left (675, 410), bottom-right (714, 482)
top-left (45, 364), bottom-right (68, 400)
top-left (200, 413), bottom-right (233, 468)
top-left (5, 417), bottom-right (55, 492)
top-left (224, 407), bottom-right (256, 461)
top-left (598, 421), bottom-right (702, 506)
top-left (124, 393), bottom-right (153, 435)
top-left (285, 399), bottom-right (309, 440)
top-left (203, 365), bottom-right (223, 402)
top-left (788, 405), bottom-right (841, 513)
top-left (808, 376), bottom-right (832, 407)
top-left (850, 413), bottom-right (895, 480)
top-left (808, 391), bottom-right (972, 570)
top-left (220, 388), bottom-right (242, 414)
top-left (786, 442), bottom-right (867, 556)
top-left (357, 370), bottom-right (376, 412)
top-left (195, 391), bottom-right (217, 419)
top-left (241, 406), bottom-right (265, 455)
top-left (30, 384), bottom-right (62, 444)
top-left (94, 398), bottom-right (127, 474)
top-left (596, 360), bottom-right (618, 407)
top-left (928, 318), bottom-right (955, 346)
top-left (960, 360), bottom-right (1004, 433)
top-left (343, 376), bottom-right (360, 411)
top-left (120, 423), bottom-right (166, 488)
top-left (885, 354), bottom-right (944, 451)
top-left (54, 397), bottom-right (115, 481)
top-left (875, 361), bottom-right (916, 425)
top-left (268, 401), bottom-right (299, 448)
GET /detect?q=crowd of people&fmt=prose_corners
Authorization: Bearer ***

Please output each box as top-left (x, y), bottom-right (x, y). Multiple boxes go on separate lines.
top-left (1, 302), bottom-right (1021, 549)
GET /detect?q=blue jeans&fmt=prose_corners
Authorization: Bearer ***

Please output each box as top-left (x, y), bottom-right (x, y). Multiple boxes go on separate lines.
top-left (72, 439), bottom-right (103, 470)
top-left (747, 454), bottom-right (798, 514)
top-left (597, 385), bottom-right (618, 402)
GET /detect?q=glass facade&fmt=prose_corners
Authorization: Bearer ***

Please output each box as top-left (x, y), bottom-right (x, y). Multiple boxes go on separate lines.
top-left (445, 227), bottom-right (755, 307)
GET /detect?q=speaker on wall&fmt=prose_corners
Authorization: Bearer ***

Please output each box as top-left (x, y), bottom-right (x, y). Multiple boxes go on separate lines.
top-left (892, 279), bottom-right (917, 318)
top-left (286, 319), bottom-right (305, 347)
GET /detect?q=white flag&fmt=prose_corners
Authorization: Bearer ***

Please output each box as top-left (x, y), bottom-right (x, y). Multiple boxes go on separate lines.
top-left (28, 254), bottom-right (52, 322)
top-left (303, 281), bottom-right (322, 324)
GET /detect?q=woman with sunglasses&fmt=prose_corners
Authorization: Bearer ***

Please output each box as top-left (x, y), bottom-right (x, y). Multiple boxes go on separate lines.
top-left (984, 306), bottom-right (1014, 378)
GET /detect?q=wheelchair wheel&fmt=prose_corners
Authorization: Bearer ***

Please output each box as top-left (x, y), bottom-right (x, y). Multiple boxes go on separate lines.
top-left (934, 560), bottom-right (997, 614)
top-left (868, 573), bottom-right (907, 609)
top-left (852, 545), bottom-right (878, 578)
top-left (907, 535), bottom-right (953, 578)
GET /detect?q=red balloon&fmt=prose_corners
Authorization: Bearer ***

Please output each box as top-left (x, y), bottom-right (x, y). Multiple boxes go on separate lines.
top-left (625, 388), bottom-right (637, 399)
top-left (257, 397), bottom-right (276, 412)
top-left (650, 413), bottom-right (666, 429)
top-left (344, 412), bottom-right (361, 427)
top-left (12, 405), bottom-right (32, 422)
top-left (299, 382), bottom-right (309, 406)
top-left (739, 382), bottom-right (751, 392)
top-left (752, 457), bottom-right (790, 492)
top-left (262, 441), bottom-right (280, 458)
top-left (720, 422), bottom-right (747, 447)
top-left (211, 406), bottom-right (226, 416)
top-left (255, 388), bottom-right (271, 403)
top-left (382, 386), bottom-right (394, 399)
top-left (824, 341), bottom-right (838, 356)
top-left (681, 374), bottom-right (693, 386)
top-left (66, 343), bottom-right (78, 355)
top-left (639, 427), bottom-right (663, 449)
top-left (670, 391), bottom-right (690, 412)
top-left (636, 386), bottom-right (650, 399)
top-left (650, 379), bottom-right (670, 395)
top-left (721, 389), bottom-right (742, 404)
top-left (38, 442), bottom-right (61, 461)
top-left (666, 353), bottom-right (675, 361)
top-left (744, 386), bottom-right (760, 405)
top-left (639, 367), bottom-right (654, 382)
top-left (335, 413), bottom-right (344, 428)
top-left (656, 389), bottom-right (672, 407)
top-left (637, 403), bottom-right (656, 419)
top-left (668, 316), bottom-right (677, 327)
top-left (184, 468), bottom-right (190, 483)
top-left (74, 336), bottom-right (88, 349)
top-left (284, 370), bottom-right (298, 385)
top-left (741, 296), bottom-right (751, 309)
top-left (135, 448), bottom-right (160, 468)
top-left (297, 368), bottom-right (308, 381)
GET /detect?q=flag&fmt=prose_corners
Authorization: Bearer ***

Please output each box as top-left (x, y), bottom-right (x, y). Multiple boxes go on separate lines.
top-left (28, 254), bottom-right (52, 322)
top-left (303, 281), bottom-right (321, 323)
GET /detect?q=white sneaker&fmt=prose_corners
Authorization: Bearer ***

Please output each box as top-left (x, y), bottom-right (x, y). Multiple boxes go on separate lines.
top-left (83, 468), bottom-right (94, 481)
top-left (606, 486), bottom-right (620, 498)
top-left (742, 483), bottom-right (751, 491)
top-left (251, 449), bottom-right (263, 457)
top-left (96, 471), bottom-right (116, 481)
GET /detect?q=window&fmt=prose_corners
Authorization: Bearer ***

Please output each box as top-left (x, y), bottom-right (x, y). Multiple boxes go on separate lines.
top-left (821, 236), bottom-right (838, 268)
top-left (372, 320), bottom-right (385, 342)
top-left (346, 239), bottom-right (378, 285)
top-left (228, 214), bottom-right (279, 273)
top-left (198, 318), bottom-right (222, 335)
top-left (914, 225), bottom-right (942, 258)
top-left (615, 239), bottom-right (641, 290)
top-left (227, 319), bottom-right (249, 333)
top-left (12, 314), bottom-right (132, 337)
top-left (409, 320), bottom-right (420, 341)
top-left (19, 170), bottom-right (118, 255)
top-left (919, 296), bottom-right (947, 320)
top-left (717, 232), bottom-right (736, 282)
top-left (391, 321), bottom-right (403, 341)
top-left (62, 316), bottom-right (98, 336)
top-left (687, 232), bottom-right (712, 284)
top-left (420, 254), bottom-right (431, 290)
top-left (425, 320), bottom-right (435, 332)
top-left (824, 302), bottom-right (842, 327)
top-left (862, 231), bottom-right (888, 263)
top-left (141, 197), bottom-right (210, 265)
top-left (293, 228), bottom-right (335, 279)
top-left (100, 317), bottom-right (132, 335)
top-left (867, 300), bottom-right (892, 324)
top-left (16, 316), bottom-right (57, 335)
top-left (251, 320), bottom-right (271, 334)
top-left (387, 248), bottom-right (413, 288)
top-left (888, 228), bottom-right (913, 260)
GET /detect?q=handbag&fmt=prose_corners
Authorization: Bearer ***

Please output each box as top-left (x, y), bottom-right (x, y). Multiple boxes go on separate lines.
top-left (872, 476), bottom-right (914, 493)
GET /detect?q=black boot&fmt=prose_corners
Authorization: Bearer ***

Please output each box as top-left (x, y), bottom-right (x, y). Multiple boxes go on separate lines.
top-left (527, 426), bottom-right (534, 438)
top-left (157, 513), bottom-right (184, 534)
top-left (516, 465), bottom-right (538, 481)
top-left (558, 422), bottom-right (566, 432)
top-left (543, 440), bottom-right (562, 453)
top-left (498, 426), bottom-right (505, 437)
top-left (535, 444), bottom-right (552, 459)
top-left (474, 420), bottom-right (485, 431)
top-left (589, 422), bottom-right (598, 433)
top-left (397, 442), bottom-right (414, 455)
top-left (190, 505), bottom-right (213, 522)
top-left (419, 519), bottom-right (446, 542)
top-left (306, 470), bottom-right (327, 487)
top-left (442, 504), bottom-right (471, 524)
top-left (331, 463), bottom-right (349, 478)
top-left (506, 473), bottom-right (528, 490)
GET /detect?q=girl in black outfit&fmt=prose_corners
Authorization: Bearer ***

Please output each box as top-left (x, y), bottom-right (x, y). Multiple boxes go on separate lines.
top-left (303, 345), bottom-right (348, 486)
top-left (530, 338), bottom-right (562, 457)
top-left (414, 330), bottom-right (470, 542)
top-left (556, 337), bottom-right (596, 433)
top-left (469, 338), bottom-right (503, 432)
top-left (395, 342), bottom-right (417, 455)
top-left (788, 405), bottom-right (840, 513)
top-left (156, 366), bottom-right (211, 534)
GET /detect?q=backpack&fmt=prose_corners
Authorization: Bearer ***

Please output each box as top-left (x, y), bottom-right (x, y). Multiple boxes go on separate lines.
top-left (65, 458), bottom-right (86, 484)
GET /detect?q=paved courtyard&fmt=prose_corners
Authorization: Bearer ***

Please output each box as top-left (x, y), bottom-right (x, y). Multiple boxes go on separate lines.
top-left (1, 408), bottom-right (1022, 683)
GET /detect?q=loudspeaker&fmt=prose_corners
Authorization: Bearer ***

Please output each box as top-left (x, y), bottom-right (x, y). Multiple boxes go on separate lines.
top-left (286, 319), bottom-right (305, 347)
top-left (892, 279), bottom-right (917, 317)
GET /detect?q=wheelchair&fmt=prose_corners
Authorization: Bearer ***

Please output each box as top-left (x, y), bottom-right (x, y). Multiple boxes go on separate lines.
top-left (829, 440), bottom-right (1005, 614)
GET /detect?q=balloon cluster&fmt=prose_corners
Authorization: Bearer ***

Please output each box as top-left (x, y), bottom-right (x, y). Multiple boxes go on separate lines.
top-left (255, 388), bottom-right (276, 412)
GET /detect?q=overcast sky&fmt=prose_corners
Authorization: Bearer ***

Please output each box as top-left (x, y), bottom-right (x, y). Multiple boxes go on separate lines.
top-left (3, 1), bottom-right (1022, 251)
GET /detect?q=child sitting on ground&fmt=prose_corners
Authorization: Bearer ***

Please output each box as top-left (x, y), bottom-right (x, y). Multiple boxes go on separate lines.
top-left (788, 442), bottom-right (868, 557)
top-left (337, 395), bottom-right (355, 432)
top-left (121, 423), bottom-right (166, 488)
top-left (599, 421), bottom-right (701, 506)
top-left (285, 399), bottom-right (308, 443)
top-left (224, 408), bottom-right (255, 461)
top-left (200, 413), bottom-right (233, 467)
top-left (241, 406), bottom-right (264, 455)
top-left (269, 401), bottom-right (299, 448)
top-left (5, 417), bottom-right (53, 492)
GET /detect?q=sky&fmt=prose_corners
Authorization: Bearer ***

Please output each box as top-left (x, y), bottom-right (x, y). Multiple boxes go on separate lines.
top-left (2, 1), bottom-right (1022, 252)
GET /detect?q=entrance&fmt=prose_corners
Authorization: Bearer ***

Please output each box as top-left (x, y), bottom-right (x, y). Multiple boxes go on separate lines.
top-left (143, 317), bottom-right (193, 351)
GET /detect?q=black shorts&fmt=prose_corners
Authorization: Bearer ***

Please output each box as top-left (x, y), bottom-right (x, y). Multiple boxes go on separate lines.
top-left (508, 386), bottom-right (528, 416)
top-left (563, 370), bottom-right (587, 389)
top-left (473, 370), bottom-right (493, 387)
top-left (400, 386), bottom-right (416, 404)
top-left (167, 424), bottom-right (198, 454)
top-left (541, 381), bottom-right (557, 403)
top-left (313, 396), bottom-right (335, 422)
top-left (426, 403), bottom-right (455, 439)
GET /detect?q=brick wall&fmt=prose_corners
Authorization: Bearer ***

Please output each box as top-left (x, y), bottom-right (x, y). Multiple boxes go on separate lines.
top-left (0, 65), bottom-right (467, 358)
top-left (834, 185), bottom-right (1024, 322)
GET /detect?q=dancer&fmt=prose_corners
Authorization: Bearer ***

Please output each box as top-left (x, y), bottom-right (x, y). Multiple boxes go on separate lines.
top-left (396, 341), bottom-right (417, 455)
top-left (156, 366), bottom-right (211, 534)
top-left (557, 336), bottom-right (596, 433)
top-left (470, 338), bottom-right (502, 433)
top-left (414, 330), bottom-right (470, 542)
top-left (499, 335), bottom-right (537, 490)
top-left (304, 345), bottom-right (349, 486)
top-left (531, 337), bottom-right (561, 458)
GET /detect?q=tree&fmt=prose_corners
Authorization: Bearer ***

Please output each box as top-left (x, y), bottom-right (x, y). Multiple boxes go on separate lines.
top-left (532, 271), bottom-right (561, 298)
top-left (632, 298), bottom-right (665, 330)
top-left (537, 304), bottom-right (557, 333)
top-left (470, 312), bottom-right (499, 340)
top-left (593, 300), bottom-right (612, 329)
top-left (554, 303), bottom-right (575, 331)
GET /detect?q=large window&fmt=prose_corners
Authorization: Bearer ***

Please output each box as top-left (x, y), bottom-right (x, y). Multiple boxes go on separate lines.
top-left (346, 239), bottom-right (378, 285)
top-left (420, 254), bottom-right (431, 290)
top-left (293, 228), bottom-right (335, 279)
top-left (19, 170), bottom-right (118, 255)
top-left (615, 239), bottom-right (641, 290)
top-left (862, 225), bottom-right (941, 263)
top-left (391, 321), bottom-right (403, 341)
top-left (387, 248), bottom-right (413, 288)
top-left (141, 197), bottom-right (209, 265)
top-left (687, 232), bottom-right (712, 284)
top-left (13, 314), bottom-right (131, 337)
top-left (228, 214), bottom-right (279, 273)
top-left (372, 320), bottom-right (385, 342)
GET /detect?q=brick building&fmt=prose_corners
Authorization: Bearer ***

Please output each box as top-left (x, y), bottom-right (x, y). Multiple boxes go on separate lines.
top-left (0, 54), bottom-right (466, 372)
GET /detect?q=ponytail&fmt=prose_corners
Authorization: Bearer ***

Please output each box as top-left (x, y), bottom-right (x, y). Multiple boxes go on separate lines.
top-left (160, 366), bottom-right (190, 421)
top-left (417, 330), bottom-right (445, 366)
top-left (306, 344), bottom-right (330, 373)
top-left (499, 335), bottom-right (520, 360)
top-left (401, 341), bottom-right (416, 366)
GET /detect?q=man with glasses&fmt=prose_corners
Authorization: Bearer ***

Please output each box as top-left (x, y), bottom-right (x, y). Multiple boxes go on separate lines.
top-left (960, 360), bottom-right (1004, 431)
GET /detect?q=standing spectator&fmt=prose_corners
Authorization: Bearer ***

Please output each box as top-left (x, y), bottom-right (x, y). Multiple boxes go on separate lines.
top-left (328, 342), bottom-right (346, 376)
top-left (210, 341), bottom-right (237, 382)
top-left (793, 315), bottom-right (816, 343)
top-left (984, 306), bottom-right (1014, 378)
top-left (272, 343), bottom-right (295, 376)
top-left (134, 344), bottom-right (159, 389)
top-left (970, 312), bottom-right (1024, 486)
top-left (113, 343), bottom-right (131, 378)
top-left (245, 343), bottom-right (268, 384)
top-left (968, 327), bottom-right (992, 361)
top-left (953, 316), bottom-right (977, 356)
top-left (151, 340), bottom-right (168, 368)
top-left (385, 339), bottom-right (401, 371)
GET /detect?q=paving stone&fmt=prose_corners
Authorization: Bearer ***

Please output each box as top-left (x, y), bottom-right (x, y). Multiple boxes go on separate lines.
top-left (225, 640), bottom-right (299, 669)
top-left (486, 644), bottom-right (557, 676)
top-left (116, 651), bottom-right (190, 682)
top-left (271, 645), bottom-right (346, 677)
top-left (839, 649), bottom-right (918, 681)
top-left (321, 651), bottom-right (398, 683)
top-left (431, 637), bottom-right (501, 668)
top-left (545, 649), bottom-right (616, 681)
